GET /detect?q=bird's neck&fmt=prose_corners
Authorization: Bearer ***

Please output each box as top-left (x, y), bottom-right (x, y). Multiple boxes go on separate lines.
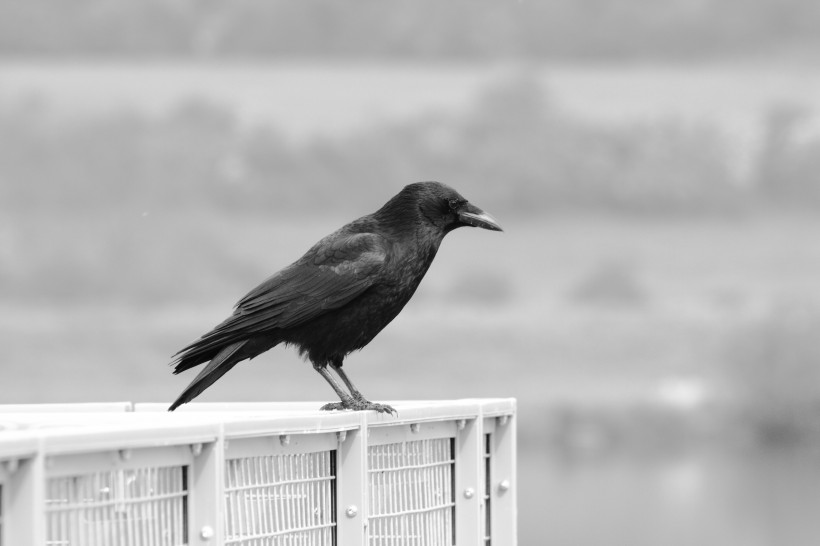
top-left (373, 197), bottom-right (424, 235)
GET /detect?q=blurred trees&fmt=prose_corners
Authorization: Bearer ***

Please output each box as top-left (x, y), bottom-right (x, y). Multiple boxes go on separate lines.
top-left (3, 77), bottom-right (819, 219)
top-left (754, 104), bottom-right (820, 208)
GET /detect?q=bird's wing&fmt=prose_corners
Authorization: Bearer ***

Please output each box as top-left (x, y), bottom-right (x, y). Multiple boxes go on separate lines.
top-left (236, 231), bottom-right (387, 323)
top-left (174, 232), bottom-right (388, 359)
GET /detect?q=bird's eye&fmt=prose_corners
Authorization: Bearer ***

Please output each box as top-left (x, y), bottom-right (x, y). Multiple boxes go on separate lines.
top-left (447, 198), bottom-right (462, 211)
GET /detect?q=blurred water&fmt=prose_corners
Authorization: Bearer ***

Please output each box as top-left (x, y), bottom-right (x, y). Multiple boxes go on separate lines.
top-left (524, 446), bottom-right (820, 546)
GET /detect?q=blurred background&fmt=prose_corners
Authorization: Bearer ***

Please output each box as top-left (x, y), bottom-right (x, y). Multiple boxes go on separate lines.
top-left (3, 1), bottom-right (820, 544)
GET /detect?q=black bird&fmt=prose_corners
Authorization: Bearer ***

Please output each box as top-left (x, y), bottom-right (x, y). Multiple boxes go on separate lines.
top-left (168, 181), bottom-right (502, 413)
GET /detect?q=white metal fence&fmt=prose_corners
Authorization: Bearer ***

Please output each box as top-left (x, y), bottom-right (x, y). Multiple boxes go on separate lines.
top-left (0, 399), bottom-right (516, 545)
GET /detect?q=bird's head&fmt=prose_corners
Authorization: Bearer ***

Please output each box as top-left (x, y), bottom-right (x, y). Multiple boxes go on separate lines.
top-left (397, 181), bottom-right (503, 235)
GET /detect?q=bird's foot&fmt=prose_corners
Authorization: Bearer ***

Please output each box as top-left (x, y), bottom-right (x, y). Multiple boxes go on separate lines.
top-left (320, 399), bottom-right (397, 416)
top-left (320, 401), bottom-right (350, 412)
top-left (361, 401), bottom-right (398, 416)
top-left (352, 392), bottom-right (397, 416)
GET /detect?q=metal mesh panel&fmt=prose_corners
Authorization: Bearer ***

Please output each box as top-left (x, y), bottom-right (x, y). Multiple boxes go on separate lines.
top-left (368, 438), bottom-right (455, 546)
top-left (483, 434), bottom-right (492, 546)
top-left (224, 450), bottom-right (336, 545)
top-left (46, 465), bottom-right (188, 546)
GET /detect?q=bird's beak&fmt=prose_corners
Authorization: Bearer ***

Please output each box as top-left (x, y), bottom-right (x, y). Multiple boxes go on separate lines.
top-left (458, 203), bottom-right (503, 232)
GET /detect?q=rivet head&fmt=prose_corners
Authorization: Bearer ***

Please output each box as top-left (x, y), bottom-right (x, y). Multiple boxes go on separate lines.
top-left (118, 449), bottom-right (132, 462)
top-left (280, 434), bottom-right (290, 446)
top-left (200, 525), bottom-right (214, 540)
top-left (464, 488), bottom-right (475, 499)
top-left (498, 479), bottom-right (511, 493)
top-left (346, 505), bottom-right (358, 518)
top-left (410, 423), bottom-right (420, 434)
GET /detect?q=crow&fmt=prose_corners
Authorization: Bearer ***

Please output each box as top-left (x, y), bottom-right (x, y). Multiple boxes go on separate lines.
top-left (168, 181), bottom-right (502, 413)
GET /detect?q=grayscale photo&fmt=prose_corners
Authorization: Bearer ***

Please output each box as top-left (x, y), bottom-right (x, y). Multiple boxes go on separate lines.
top-left (1, 1), bottom-right (820, 545)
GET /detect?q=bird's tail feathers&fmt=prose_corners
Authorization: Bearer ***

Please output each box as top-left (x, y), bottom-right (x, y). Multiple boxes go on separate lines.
top-left (169, 336), bottom-right (228, 374)
top-left (168, 340), bottom-right (247, 411)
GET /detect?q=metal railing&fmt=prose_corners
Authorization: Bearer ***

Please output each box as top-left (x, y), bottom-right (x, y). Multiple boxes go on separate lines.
top-left (0, 399), bottom-right (516, 545)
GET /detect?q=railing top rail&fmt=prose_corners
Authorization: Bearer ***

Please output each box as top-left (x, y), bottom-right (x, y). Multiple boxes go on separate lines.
top-left (0, 420), bottom-right (219, 457)
top-left (0, 430), bottom-right (40, 460)
top-left (0, 402), bottom-right (134, 413)
top-left (0, 399), bottom-right (516, 458)
top-left (132, 398), bottom-right (515, 417)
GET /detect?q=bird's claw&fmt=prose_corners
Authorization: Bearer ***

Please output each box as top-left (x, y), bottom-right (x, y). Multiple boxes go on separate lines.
top-left (366, 402), bottom-right (398, 416)
top-left (320, 399), bottom-right (397, 416)
top-left (320, 401), bottom-right (349, 412)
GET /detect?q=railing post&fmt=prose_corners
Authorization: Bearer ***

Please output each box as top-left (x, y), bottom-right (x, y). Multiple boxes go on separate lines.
top-left (188, 428), bottom-right (225, 546)
top-left (335, 414), bottom-right (367, 545)
top-left (491, 410), bottom-right (517, 545)
top-left (455, 417), bottom-right (482, 545)
top-left (6, 447), bottom-right (44, 545)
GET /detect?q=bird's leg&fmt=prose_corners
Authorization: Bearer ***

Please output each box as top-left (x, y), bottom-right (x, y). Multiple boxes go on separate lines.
top-left (330, 359), bottom-right (397, 416)
top-left (313, 362), bottom-right (356, 411)
top-left (330, 360), bottom-right (365, 402)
